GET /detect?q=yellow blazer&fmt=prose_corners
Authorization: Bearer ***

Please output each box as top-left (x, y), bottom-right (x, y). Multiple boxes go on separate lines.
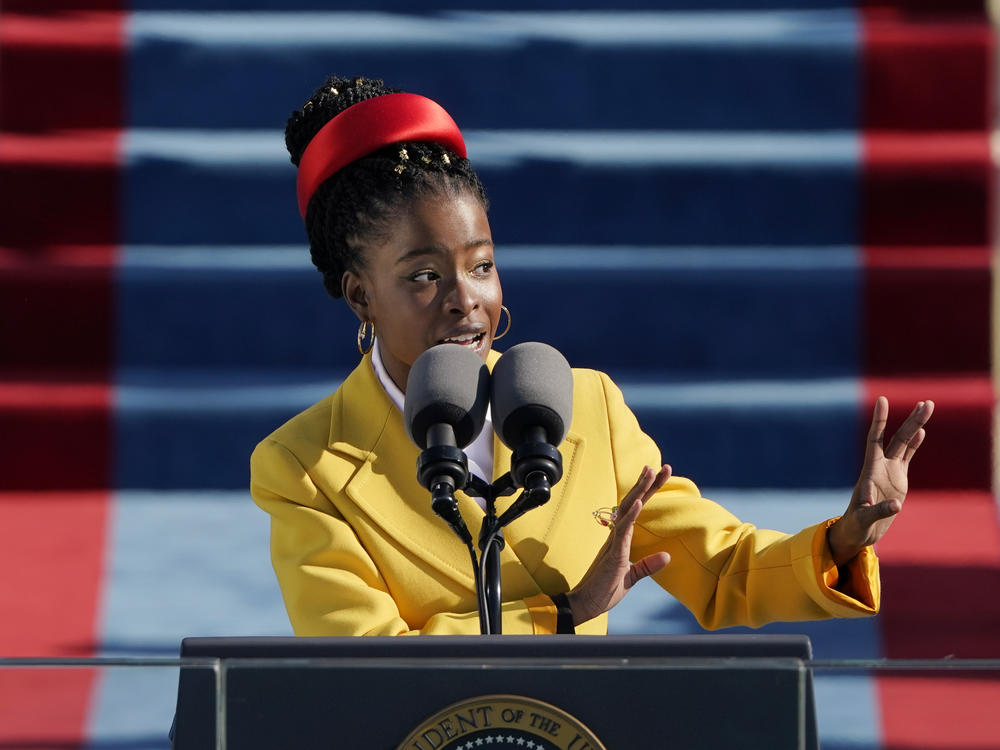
top-left (251, 351), bottom-right (879, 636)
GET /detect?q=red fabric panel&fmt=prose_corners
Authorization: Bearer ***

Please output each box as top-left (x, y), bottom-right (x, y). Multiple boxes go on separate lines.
top-left (878, 676), bottom-right (1000, 750)
top-left (0, 130), bottom-right (121, 165)
top-left (0, 246), bottom-right (115, 374)
top-left (0, 381), bottom-right (112, 490)
top-left (0, 12), bottom-right (124, 132)
top-left (862, 246), bottom-right (990, 375)
top-left (0, 6), bottom-right (123, 747)
top-left (0, 492), bottom-right (110, 655)
top-left (2, 0), bottom-right (122, 9)
top-left (861, 10), bottom-right (998, 746)
top-left (861, 13), bottom-right (993, 131)
top-left (860, 1), bottom-right (988, 14)
top-left (877, 491), bottom-right (1000, 659)
top-left (876, 491), bottom-right (1000, 747)
top-left (876, 491), bottom-right (1000, 568)
top-left (0, 249), bottom-right (115, 489)
top-left (862, 378), bottom-right (993, 491)
top-left (0, 131), bottom-right (120, 246)
top-left (861, 133), bottom-right (992, 247)
top-left (0, 491), bottom-right (109, 747)
top-left (0, 671), bottom-right (99, 748)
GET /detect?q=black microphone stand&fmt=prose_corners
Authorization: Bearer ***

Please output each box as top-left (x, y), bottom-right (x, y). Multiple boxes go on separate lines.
top-left (462, 436), bottom-right (562, 635)
top-left (418, 435), bottom-right (563, 635)
top-left (464, 474), bottom-right (514, 635)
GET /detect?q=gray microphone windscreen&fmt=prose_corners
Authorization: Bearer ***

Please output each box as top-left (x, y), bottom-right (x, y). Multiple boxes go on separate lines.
top-left (404, 344), bottom-right (491, 449)
top-left (491, 342), bottom-right (573, 449)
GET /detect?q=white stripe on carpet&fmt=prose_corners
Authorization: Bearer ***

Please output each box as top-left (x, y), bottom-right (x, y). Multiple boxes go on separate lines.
top-left (120, 244), bottom-right (859, 272)
top-left (128, 10), bottom-right (857, 48)
top-left (122, 129), bottom-right (860, 167)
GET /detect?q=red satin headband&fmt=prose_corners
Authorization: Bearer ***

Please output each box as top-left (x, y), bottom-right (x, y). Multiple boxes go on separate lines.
top-left (296, 92), bottom-right (467, 218)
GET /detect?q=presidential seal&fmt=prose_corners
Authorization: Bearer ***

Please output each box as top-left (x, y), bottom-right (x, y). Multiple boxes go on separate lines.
top-left (397, 694), bottom-right (606, 750)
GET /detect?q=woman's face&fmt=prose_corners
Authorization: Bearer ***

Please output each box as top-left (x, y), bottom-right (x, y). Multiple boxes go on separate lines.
top-left (343, 189), bottom-right (502, 391)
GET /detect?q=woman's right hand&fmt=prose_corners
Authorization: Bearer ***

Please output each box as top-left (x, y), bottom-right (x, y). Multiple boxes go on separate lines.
top-left (565, 464), bottom-right (672, 626)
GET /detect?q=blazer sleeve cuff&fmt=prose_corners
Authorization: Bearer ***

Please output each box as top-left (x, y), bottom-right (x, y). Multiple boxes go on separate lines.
top-left (791, 518), bottom-right (881, 617)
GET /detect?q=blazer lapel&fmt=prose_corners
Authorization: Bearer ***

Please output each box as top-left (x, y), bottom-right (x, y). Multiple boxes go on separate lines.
top-left (328, 355), bottom-right (480, 590)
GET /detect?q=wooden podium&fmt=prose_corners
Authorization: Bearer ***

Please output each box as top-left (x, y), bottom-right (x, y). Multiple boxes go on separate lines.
top-left (172, 635), bottom-right (817, 749)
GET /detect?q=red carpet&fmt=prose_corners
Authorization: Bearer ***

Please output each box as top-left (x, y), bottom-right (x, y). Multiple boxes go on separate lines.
top-left (879, 676), bottom-right (1000, 750)
top-left (862, 6), bottom-right (999, 748)
top-left (0, 492), bottom-right (109, 746)
top-left (0, 4), bottom-right (123, 747)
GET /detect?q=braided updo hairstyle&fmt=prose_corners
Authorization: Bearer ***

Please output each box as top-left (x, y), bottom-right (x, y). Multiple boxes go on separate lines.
top-left (285, 75), bottom-right (490, 299)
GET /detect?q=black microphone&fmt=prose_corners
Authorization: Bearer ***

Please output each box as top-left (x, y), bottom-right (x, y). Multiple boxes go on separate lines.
top-left (404, 343), bottom-right (491, 543)
top-left (490, 342), bottom-right (573, 526)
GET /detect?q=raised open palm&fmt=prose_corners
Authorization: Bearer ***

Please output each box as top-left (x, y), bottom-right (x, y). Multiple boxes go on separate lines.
top-left (566, 464), bottom-right (672, 625)
top-left (828, 396), bottom-right (934, 566)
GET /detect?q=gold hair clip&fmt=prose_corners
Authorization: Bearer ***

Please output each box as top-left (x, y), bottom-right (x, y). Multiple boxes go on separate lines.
top-left (394, 164), bottom-right (406, 174)
top-left (354, 77), bottom-right (363, 86)
top-left (592, 506), bottom-right (619, 529)
top-left (421, 155), bottom-right (431, 164)
top-left (328, 86), bottom-right (339, 95)
top-left (398, 148), bottom-right (409, 161)
top-left (441, 153), bottom-right (451, 165)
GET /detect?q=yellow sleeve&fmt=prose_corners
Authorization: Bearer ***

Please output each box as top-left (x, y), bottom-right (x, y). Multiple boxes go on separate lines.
top-left (595, 371), bottom-right (880, 629)
top-left (250, 437), bottom-right (558, 636)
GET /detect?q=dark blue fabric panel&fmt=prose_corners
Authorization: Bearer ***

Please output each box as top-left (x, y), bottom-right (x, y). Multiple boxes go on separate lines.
top-left (492, 265), bottom-right (860, 377)
top-left (639, 401), bottom-right (860, 488)
top-left (112, 397), bottom-right (859, 489)
top-left (115, 266), bottom-right (356, 371)
top-left (133, 1), bottom-right (856, 9)
top-left (122, 161), bottom-right (301, 245)
top-left (114, 408), bottom-right (294, 490)
top-left (484, 162), bottom-right (858, 245)
top-left (122, 160), bottom-right (859, 246)
top-left (128, 41), bottom-right (857, 131)
top-left (116, 261), bottom-right (860, 377)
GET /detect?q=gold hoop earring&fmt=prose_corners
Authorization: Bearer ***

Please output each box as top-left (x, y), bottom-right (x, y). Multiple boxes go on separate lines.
top-left (494, 305), bottom-right (512, 340)
top-left (357, 320), bottom-right (375, 355)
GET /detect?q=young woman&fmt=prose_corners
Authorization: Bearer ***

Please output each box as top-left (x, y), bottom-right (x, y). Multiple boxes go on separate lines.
top-left (250, 75), bottom-right (933, 636)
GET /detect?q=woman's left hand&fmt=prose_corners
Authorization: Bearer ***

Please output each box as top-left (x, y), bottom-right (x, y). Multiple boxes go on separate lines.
top-left (565, 464), bottom-right (673, 626)
top-left (828, 396), bottom-right (934, 566)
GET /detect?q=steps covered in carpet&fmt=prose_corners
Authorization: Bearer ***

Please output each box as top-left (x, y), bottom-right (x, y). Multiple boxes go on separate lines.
top-left (1, 2), bottom-right (997, 749)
